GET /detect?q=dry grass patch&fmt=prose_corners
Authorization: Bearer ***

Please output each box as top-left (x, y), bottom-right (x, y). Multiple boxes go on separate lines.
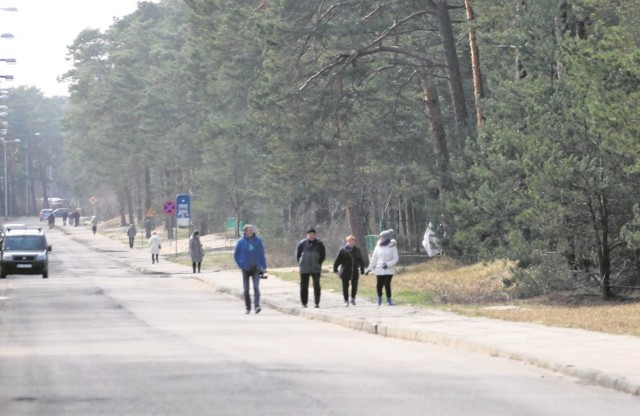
top-left (395, 257), bottom-right (514, 303)
top-left (450, 300), bottom-right (640, 337)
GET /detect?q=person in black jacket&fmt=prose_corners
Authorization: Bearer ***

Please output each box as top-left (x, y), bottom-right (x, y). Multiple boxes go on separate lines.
top-left (333, 235), bottom-right (367, 306)
top-left (295, 228), bottom-right (326, 308)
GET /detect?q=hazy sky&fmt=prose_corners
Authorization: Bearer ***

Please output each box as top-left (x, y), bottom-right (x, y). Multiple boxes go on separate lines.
top-left (1, 0), bottom-right (159, 97)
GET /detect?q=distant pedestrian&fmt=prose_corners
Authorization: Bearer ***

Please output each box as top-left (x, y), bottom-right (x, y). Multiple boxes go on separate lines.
top-left (190, 230), bottom-right (204, 273)
top-left (148, 231), bottom-right (162, 264)
top-left (127, 224), bottom-right (137, 248)
top-left (73, 210), bottom-right (80, 227)
top-left (365, 229), bottom-right (399, 306)
top-left (233, 224), bottom-right (267, 314)
top-left (333, 235), bottom-right (367, 307)
top-left (295, 228), bottom-right (326, 308)
top-left (90, 216), bottom-right (98, 235)
top-left (62, 210), bottom-right (68, 226)
top-left (47, 213), bottom-right (55, 229)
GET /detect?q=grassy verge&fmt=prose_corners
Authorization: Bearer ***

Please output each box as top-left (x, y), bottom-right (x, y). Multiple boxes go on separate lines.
top-left (169, 250), bottom-right (236, 270)
top-left (450, 302), bottom-right (640, 337)
top-left (271, 257), bottom-right (640, 338)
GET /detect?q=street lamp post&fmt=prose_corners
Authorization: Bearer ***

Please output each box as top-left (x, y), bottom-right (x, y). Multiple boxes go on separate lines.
top-left (2, 138), bottom-right (20, 220)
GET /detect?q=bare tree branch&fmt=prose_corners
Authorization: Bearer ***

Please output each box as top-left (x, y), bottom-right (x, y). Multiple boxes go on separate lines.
top-left (299, 6), bottom-right (440, 92)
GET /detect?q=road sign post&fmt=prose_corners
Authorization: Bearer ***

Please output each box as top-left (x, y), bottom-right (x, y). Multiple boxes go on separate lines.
top-left (162, 199), bottom-right (178, 256)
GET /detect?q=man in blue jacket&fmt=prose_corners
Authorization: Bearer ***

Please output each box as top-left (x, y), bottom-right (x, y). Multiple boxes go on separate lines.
top-left (234, 224), bottom-right (267, 314)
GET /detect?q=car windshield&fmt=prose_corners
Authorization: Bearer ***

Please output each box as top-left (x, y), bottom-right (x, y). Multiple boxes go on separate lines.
top-left (4, 236), bottom-right (46, 251)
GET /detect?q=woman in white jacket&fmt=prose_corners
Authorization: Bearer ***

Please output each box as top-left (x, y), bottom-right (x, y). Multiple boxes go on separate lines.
top-left (148, 231), bottom-right (162, 264)
top-left (366, 229), bottom-right (399, 306)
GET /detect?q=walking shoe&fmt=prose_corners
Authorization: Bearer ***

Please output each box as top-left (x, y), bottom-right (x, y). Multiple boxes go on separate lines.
top-left (255, 306), bottom-right (261, 314)
top-left (302, 304), bottom-right (308, 308)
top-left (245, 309), bottom-right (250, 314)
top-left (377, 297), bottom-right (382, 306)
top-left (387, 298), bottom-right (395, 306)
top-left (344, 302), bottom-right (349, 307)
top-left (350, 299), bottom-right (356, 306)
top-left (315, 304), bottom-right (319, 308)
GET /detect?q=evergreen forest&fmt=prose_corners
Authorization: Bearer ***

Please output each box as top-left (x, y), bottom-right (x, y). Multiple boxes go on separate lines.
top-left (6, 0), bottom-right (640, 299)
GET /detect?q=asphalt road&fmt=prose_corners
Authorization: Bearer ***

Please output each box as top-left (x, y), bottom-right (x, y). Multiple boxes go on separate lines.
top-left (1, 227), bottom-right (639, 415)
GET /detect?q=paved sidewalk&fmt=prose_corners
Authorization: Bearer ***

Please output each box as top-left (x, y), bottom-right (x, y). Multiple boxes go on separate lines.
top-left (60, 224), bottom-right (640, 396)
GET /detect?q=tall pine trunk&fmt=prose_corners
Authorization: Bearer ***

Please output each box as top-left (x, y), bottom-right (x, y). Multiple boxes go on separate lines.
top-left (435, 0), bottom-right (469, 147)
top-left (125, 186), bottom-right (135, 226)
top-left (421, 68), bottom-right (451, 199)
top-left (348, 195), bottom-right (370, 258)
top-left (144, 165), bottom-right (153, 238)
top-left (465, 0), bottom-right (485, 125)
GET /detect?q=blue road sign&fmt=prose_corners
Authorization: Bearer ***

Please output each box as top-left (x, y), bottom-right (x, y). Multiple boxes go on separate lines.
top-left (176, 194), bottom-right (191, 227)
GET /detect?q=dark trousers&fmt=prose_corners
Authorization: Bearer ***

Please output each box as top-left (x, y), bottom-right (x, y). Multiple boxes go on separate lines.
top-left (341, 276), bottom-right (359, 301)
top-left (242, 269), bottom-right (261, 310)
top-left (300, 273), bottom-right (321, 306)
top-left (151, 254), bottom-right (159, 263)
top-left (376, 275), bottom-right (394, 298)
top-left (128, 237), bottom-right (135, 248)
top-left (192, 262), bottom-right (201, 273)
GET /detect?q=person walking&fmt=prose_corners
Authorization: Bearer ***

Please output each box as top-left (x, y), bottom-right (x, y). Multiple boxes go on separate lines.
top-left (127, 224), bottom-right (137, 248)
top-left (90, 216), bottom-right (98, 235)
top-left (333, 235), bottom-right (367, 307)
top-left (190, 230), bottom-right (204, 273)
top-left (295, 228), bottom-right (326, 308)
top-left (365, 229), bottom-right (399, 306)
top-left (62, 210), bottom-right (68, 226)
top-left (233, 224), bottom-right (267, 314)
top-left (148, 231), bottom-right (162, 264)
top-left (47, 212), bottom-right (55, 229)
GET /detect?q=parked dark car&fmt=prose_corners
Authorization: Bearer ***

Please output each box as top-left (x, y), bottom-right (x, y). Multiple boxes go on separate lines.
top-left (39, 208), bottom-right (53, 221)
top-left (0, 228), bottom-right (52, 279)
top-left (53, 208), bottom-right (71, 218)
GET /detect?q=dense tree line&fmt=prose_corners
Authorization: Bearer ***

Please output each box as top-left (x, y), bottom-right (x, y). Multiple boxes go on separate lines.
top-left (4, 88), bottom-right (67, 216)
top-left (53, 0), bottom-right (639, 298)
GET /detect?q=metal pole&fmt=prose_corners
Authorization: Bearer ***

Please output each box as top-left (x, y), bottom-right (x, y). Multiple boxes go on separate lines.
top-left (3, 140), bottom-right (7, 220)
top-left (24, 140), bottom-right (28, 215)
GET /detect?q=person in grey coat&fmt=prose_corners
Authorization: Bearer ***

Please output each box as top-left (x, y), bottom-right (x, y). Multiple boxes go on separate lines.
top-left (295, 228), bottom-right (326, 308)
top-left (126, 224), bottom-right (137, 248)
top-left (190, 230), bottom-right (204, 273)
